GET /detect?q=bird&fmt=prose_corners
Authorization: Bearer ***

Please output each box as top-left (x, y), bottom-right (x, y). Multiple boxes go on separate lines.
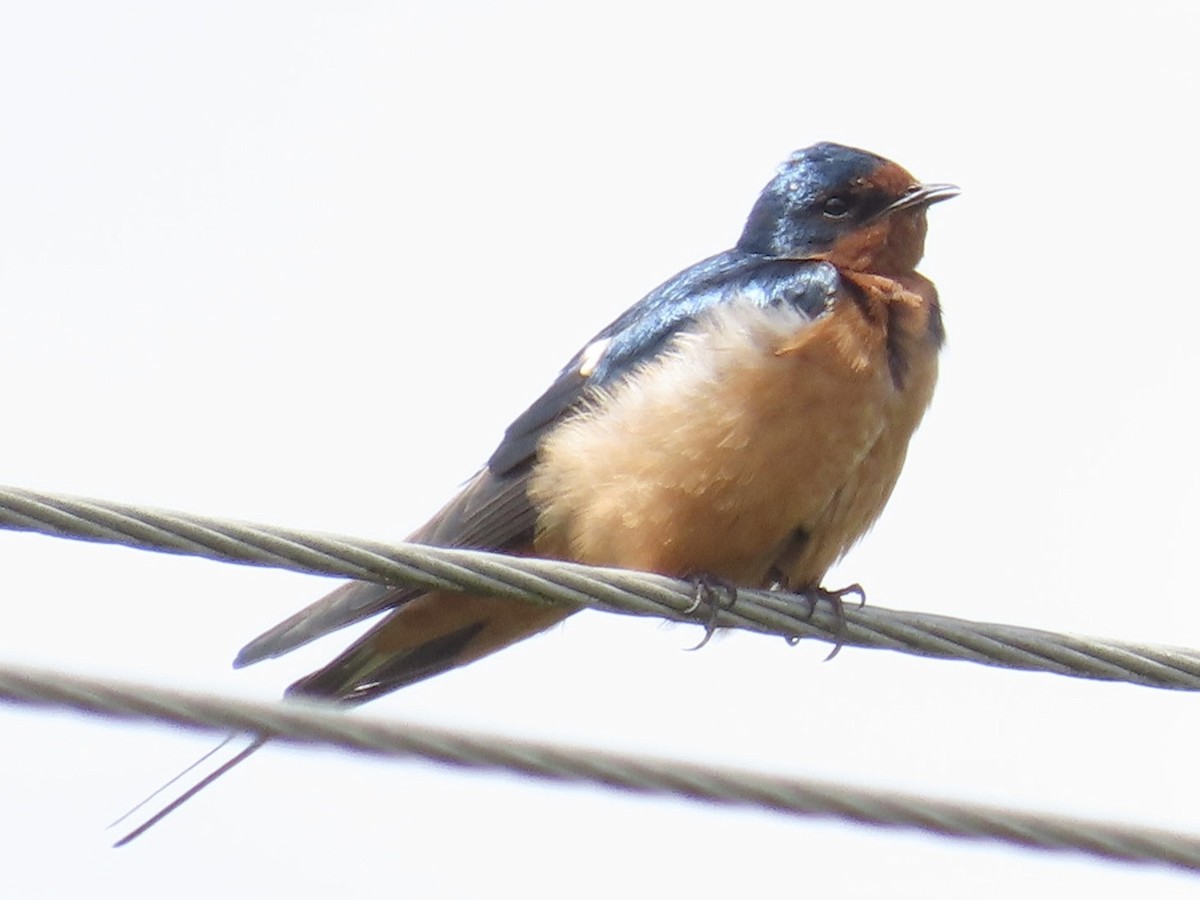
top-left (114, 141), bottom-right (957, 844)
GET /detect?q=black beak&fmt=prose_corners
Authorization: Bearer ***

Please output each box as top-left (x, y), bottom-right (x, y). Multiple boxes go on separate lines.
top-left (886, 182), bottom-right (960, 214)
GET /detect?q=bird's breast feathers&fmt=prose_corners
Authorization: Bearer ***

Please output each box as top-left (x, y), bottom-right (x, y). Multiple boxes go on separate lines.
top-left (529, 276), bottom-right (940, 589)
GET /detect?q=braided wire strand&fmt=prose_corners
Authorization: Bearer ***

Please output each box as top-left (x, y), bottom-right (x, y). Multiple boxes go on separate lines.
top-left (2, 485), bottom-right (1199, 689)
top-left (1, 660), bottom-right (1198, 872)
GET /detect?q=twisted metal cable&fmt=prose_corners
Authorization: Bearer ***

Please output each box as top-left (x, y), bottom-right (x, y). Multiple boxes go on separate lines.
top-left (1, 660), bottom-right (1198, 872)
top-left (3, 485), bottom-right (1200, 689)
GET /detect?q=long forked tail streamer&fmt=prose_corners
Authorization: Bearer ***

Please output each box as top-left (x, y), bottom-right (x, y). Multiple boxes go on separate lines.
top-left (110, 735), bottom-right (267, 847)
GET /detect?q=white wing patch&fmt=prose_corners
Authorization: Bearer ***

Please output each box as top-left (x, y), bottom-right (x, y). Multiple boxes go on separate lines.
top-left (576, 337), bottom-right (612, 378)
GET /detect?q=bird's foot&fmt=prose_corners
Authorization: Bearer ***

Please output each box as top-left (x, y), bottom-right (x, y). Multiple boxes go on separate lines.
top-left (682, 573), bottom-right (738, 651)
top-left (787, 582), bottom-right (865, 660)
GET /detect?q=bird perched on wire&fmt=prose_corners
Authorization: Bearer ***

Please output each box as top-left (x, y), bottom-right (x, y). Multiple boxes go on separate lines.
top-left (115, 141), bottom-right (957, 843)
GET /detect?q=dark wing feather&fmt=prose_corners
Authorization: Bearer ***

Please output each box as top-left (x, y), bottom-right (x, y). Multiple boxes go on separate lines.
top-left (234, 470), bottom-right (535, 667)
top-left (235, 252), bottom-right (840, 668)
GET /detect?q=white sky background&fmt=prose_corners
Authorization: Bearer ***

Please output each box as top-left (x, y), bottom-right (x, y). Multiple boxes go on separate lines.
top-left (2, 2), bottom-right (1199, 897)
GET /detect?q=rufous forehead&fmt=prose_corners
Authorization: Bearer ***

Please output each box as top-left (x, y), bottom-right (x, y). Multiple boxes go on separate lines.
top-left (864, 161), bottom-right (919, 195)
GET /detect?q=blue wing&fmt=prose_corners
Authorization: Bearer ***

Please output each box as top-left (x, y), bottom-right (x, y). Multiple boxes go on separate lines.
top-left (488, 253), bottom-right (840, 473)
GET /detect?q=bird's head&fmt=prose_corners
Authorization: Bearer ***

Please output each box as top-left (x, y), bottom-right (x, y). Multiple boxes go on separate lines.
top-left (737, 142), bottom-right (958, 274)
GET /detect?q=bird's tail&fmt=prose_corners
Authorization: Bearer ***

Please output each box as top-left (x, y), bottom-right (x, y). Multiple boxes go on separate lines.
top-left (109, 734), bottom-right (266, 847)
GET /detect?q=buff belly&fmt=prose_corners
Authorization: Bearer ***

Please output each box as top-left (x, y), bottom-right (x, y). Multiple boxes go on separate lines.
top-left (528, 296), bottom-right (939, 589)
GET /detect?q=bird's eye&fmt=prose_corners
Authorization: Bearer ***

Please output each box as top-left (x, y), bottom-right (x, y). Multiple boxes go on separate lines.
top-left (822, 195), bottom-right (852, 218)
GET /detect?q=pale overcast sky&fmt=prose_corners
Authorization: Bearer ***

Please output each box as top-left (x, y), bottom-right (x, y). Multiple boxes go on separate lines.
top-left (3, 2), bottom-right (1200, 898)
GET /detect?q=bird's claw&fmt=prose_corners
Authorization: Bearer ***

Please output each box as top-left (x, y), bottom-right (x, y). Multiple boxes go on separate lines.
top-left (791, 582), bottom-right (866, 660)
top-left (683, 573), bottom-right (738, 651)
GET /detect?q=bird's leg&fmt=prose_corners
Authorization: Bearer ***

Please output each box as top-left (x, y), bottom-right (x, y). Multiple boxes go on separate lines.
top-left (790, 582), bottom-right (866, 660)
top-left (682, 573), bottom-right (739, 651)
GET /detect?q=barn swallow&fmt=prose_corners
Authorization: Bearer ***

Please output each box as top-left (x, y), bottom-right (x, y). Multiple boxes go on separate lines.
top-left (114, 141), bottom-right (957, 843)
